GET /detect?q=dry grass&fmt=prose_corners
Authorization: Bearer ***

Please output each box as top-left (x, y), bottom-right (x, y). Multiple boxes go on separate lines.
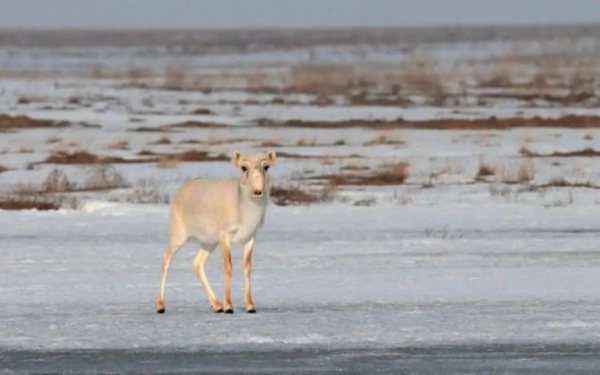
top-left (258, 140), bottom-right (284, 148)
top-left (106, 140), bottom-right (130, 150)
top-left (478, 62), bottom-right (515, 88)
top-left (45, 136), bottom-right (62, 145)
top-left (273, 152), bottom-right (316, 159)
top-left (392, 191), bottom-right (413, 205)
top-left (18, 167), bottom-right (128, 195)
top-left (165, 121), bottom-right (228, 129)
top-left (156, 157), bottom-right (179, 169)
top-left (191, 107), bottom-right (213, 115)
top-left (488, 183), bottom-right (532, 201)
top-left (0, 114), bottom-right (72, 130)
top-left (162, 63), bottom-right (192, 91)
top-left (348, 92), bottom-right (413, 107)
top-left (130, 126), bottom-right (172, 133)
top-left (115, 178), bottom-right (170, 204)
top-left (476, 161), bottom-right (496, 180)
top-left (277, 152), bottom-right (363, 160)
top-left (82, 165), bottom-right (130, 191)
top-left (89, 64), bottom-right (105, 79)
top-left (544, 190), bottom-right (575, 207)
top-left (0, 166), bottom-right (168, 210)
top-left (0, 169), bottom-right (81, 211)
top-left (363, 134), bottom-right (404, 146)
top-left (531, 175), bottom-right (596, 190)
top-left (489, 183), bottom-right (512, 197)
top-left (17, 95), bottom-right (45, 105)
top-left (292, 139), bottom-right (348, 147)
top-left (139, 150), bottom-right (229, 163)
top-left (296, 139), bottom-right (317, 147)
top-left (67, 96), bottom-right (82, 106)
top-left (41, 150), bottom-right (228, 166)
top-left (258, 115), bottom-right (600, 130)
top-left (42, 151), bottom-right (145, 165)
top-left (309, 95), bottom-right (335, 106)
top-left (287, 64), bottom-right (354, 95)
top-left (320, 156), bottom-right (335, 166)
top-left (41, 169), bottom-right (77, 192)
top-left (518, 146), bottom-right (536, 157)
top-left (353, 197), bottom-right (377, 206)
top-left (7, 38), bottom-right (600, 103)
top-left (177, 138), bottom-right (250, 146)
top-left (521, 146), bottom-right (600, 157)
top-left (546, 176), bottom-right (570, 187)
top-left (0, 192), bottom-right (77, 211)
top-left (103, 53), bottom-right (598, 107)
top-left (150, 136), bottom-right (172, 145)
top-left (125, 65), bottom-right (153, 86)
top-left (340, 164), bottom-right (369, 171)
top-left (433, 159), bottom-right (465, 177)
top-left (498, 160), bottom-right (535, 184)
top-left (179, 139), bottom-right (202, 144)
top-left (270, 183), bottom-right (337, 206)
top-left (398, 60), bottom-right (449, 104)
top-left (314, 161), bottom-right (409, 186)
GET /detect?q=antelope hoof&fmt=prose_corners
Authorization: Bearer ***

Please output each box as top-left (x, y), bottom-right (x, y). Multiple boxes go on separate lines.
top-left (156, 308), bottom-right (165, 314)
top-left (156, 301), bottom-right (165, 314)
top-left (247, 309), bottom-right (256, 314)
top-left (214, 307), bottom-right (224, 313)
top-left (225, 309), bottom-right (234, 314)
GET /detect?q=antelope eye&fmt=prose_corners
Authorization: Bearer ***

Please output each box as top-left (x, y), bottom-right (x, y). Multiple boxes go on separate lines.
top-left (263, 165), bottom-right (269, 171)
top-left (241, 166), bottom-right (248, 172)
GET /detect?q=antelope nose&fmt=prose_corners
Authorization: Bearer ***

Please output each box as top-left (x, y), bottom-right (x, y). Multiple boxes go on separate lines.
top-left (253, 190), bottom-right (263, 197)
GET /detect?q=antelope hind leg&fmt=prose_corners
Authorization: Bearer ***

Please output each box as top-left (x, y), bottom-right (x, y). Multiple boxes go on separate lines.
top-left (156, 231), bottom-right (188, 314)
top-left (192, 245), bottom-right (223, 313)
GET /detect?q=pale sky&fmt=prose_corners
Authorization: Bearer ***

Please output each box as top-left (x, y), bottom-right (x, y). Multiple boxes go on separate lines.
top-left (0, 0), bottom-right (599, 28)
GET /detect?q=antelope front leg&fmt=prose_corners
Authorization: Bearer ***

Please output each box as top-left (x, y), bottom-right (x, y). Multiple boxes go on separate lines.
top-left (243, 237), bottom-right (256, 313)
top-left (220, 239), bottom-right (234, 314)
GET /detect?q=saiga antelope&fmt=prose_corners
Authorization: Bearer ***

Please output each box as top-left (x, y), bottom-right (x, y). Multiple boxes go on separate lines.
top-left (156, 151), bottom-right (277, 314)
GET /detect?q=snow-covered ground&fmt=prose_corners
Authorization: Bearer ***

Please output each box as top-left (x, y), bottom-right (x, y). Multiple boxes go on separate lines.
top-left (2, 203), bottom-right (600, 351)
top-left (2, 39), bottom-right (600, 372)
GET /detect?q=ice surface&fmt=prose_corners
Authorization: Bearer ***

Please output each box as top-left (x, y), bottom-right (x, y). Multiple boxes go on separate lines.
top-left (2, 203), bottom-right (600, 352)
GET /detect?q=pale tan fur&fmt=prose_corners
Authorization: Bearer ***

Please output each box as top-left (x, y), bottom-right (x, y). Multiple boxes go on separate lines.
top-left (156, 151), bottom-right (277, 314)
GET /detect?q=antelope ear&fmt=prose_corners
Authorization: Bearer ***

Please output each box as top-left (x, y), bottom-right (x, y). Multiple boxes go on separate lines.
top-left (232, 151), bottom-right (242, 167)
top-left (266, 151), bottom-right (277, 165)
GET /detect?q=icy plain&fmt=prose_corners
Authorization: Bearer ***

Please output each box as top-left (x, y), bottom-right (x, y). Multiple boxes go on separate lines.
top-left (2, 37), bottom-right (600, 373)
top-left (2, 202), bottom-right (600, 373)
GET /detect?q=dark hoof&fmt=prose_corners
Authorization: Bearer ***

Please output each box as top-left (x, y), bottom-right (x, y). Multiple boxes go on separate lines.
top-left (214, 308), bottom-right (224, 313)
top-left (156, 308), bottom-right (165, 314)
top-left (247, 309), bottom-right (256, 314)
top-left (224, 309), bottom-right (234, 314)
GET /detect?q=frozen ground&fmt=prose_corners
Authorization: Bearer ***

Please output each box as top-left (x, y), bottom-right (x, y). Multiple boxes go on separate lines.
top-left (2, 203), bottom-right (600, 373)
top-left (3, 36), bottom-right (600, 373)
top-left (3, 96), bottom-right (600, 374)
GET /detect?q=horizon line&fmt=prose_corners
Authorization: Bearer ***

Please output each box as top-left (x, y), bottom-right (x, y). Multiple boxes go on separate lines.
top-left (0, 21), bottom-right (599, 32)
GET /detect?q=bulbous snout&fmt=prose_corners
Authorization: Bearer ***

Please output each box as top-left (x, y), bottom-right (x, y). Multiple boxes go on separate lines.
top-left (249, 169), bottom-right (266, 199)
